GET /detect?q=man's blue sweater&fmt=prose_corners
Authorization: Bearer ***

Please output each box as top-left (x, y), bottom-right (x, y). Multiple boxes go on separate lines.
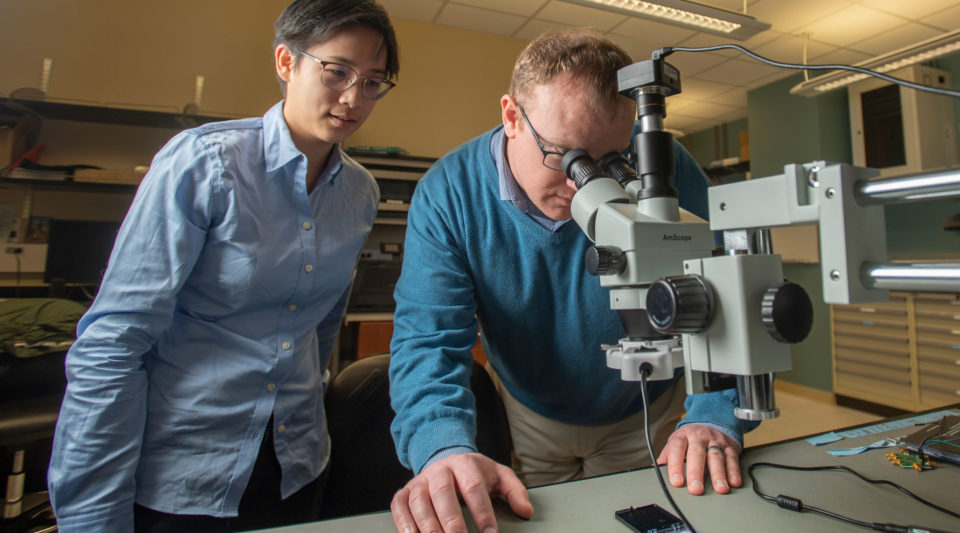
top-left (390, 127), bottom-right (752, 473)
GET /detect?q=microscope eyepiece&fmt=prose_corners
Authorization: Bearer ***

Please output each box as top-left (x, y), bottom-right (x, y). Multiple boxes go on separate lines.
top-left (598, 152), bottom-right (638, 188)
top-left (561, 149), bottom-right (608, 190)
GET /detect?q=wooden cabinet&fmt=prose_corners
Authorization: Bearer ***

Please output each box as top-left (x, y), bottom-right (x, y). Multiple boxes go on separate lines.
top-left (831, 291), bottom-right (960, 410)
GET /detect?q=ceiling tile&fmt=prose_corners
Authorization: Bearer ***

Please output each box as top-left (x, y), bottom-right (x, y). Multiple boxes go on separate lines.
top-left (920, 4), bottom-right (960, 32)
top-left (694, 58), bottom-right (781, 85)
top-left (378, 0), bottom-right (444, 22)
top-left (452, 0), bottom-right (549, 17)
top-left (797, 5), bottom-right (906, 48)
top-left (663, 112), bottom-right (709, 132)
top-left (664, 51), bottom-right (732, 77)
top-left (604, 33), bottom-right (666, 62)
top-left (675, 101), bottom-right (741, 119)
top-left (847, 23), bottom-right (947, 56)
top-left (678, 79), bottom-right (737, 100)
top-left (740, 69), bottom-right (793, 89)
top-left (709, 88), bottom-right (749, 108)
top-left (807, 47), bottom-right (873, 66)
top-left (672, 32), bottom-right (742, 57)
top-left (860, 0), bottom-right (958, 21)
top-left (748, 0), bottom-right (854, 33)
top-left (752, 34), bottom-right (837, 66)
top-left (513, 19), bottom-right (572, 41)
top-left (608, 16), bottom-right (697, 46)
top-left (665, 95), bottom-right (698, 114)
top-left (435, 3), bottom-right (528, 38)
top-left (537, 1), bottom-right (628, 31)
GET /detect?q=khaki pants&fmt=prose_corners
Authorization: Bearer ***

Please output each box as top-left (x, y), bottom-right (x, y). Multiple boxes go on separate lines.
top-left (490, 369), bottom-right (687, 488)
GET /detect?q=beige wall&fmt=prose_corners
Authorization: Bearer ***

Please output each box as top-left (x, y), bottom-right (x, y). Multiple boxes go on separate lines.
top-left (0, 1), bottom-right (527, 158)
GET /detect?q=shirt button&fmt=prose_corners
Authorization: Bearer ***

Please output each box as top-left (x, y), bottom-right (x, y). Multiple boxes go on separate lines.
top-left (281, 341), bottom-right (292, 350)
top-left (266, 383), bottom-right (276, 392)
top-left (301, 221), bottom-right (312, 230)
top-left (277, 424), bottom-right (286, 434)
top-left (304, 264), bottom-right (314, 273)
top-left (288, 304), bottom-right (297, 311)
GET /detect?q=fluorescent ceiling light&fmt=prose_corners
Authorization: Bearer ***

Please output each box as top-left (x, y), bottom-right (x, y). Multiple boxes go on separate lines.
top-left (560, 0), bottom-right (770, 40)
top-left (791, 29), bottom-right (960, 96)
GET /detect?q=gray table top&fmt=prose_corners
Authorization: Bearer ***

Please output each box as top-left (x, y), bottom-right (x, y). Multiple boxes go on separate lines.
top-left (268, 407), bottom-right (960, 533)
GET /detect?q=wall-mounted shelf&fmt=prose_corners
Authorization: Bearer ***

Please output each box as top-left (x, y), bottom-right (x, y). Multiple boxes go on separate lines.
top-left (346, 151), bottom-right (435, 226)
top-left (0, 97), bottom-right (240, 130)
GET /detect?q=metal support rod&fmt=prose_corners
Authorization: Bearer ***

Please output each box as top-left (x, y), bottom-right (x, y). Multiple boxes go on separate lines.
top-left (856, 168), bottom-right (960, 205)
top-left (734, 373), bottom-right (779, 421)
top-left (752, 228), bottom-right (774, 254)
top-left (862, 262), bottom-right (960, 292)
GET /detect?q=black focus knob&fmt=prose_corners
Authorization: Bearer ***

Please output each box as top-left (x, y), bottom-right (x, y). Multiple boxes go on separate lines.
top-left (584, 246), bottom-right (626, 276)
top-left (646, 274), bottom-right (714, 334)
top-left (762, 282), bottom-right (814, 344)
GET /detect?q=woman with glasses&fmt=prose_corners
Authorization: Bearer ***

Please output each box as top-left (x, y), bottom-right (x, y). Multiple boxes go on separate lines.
top-left (47, 1), bottom-right (397, 531)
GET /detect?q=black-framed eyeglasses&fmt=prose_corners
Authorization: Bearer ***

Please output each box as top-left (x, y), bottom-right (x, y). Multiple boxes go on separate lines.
top-left (517, 103), bottom-right (565, 171)
top-left (296, 50), bottom-right (396, 100)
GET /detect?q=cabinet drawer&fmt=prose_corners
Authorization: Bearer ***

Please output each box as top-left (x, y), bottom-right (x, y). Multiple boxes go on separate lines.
top-left (832, 322), bottom-right (908, 341)
top-left (833, 308), bottom-right (907, 328)
top-left (834, 333), bottom-right (910, 356)
top-left (918, 371), bottom-right (960, 391)
top-left (834, 294), bottom-right (908, 312)
top-left (919, 384), bottom-right (960, 407)
top-left (835, 359), bottom-right (911, 385)
top-left (916, 329), bottom-right (960, 346)
top-left (915, 317), bottom-right (960, 336)
top-left (835, 370), bottom-right (913, 404)
top-left (835, 345), bottom-right (910, 371)
top-left (914, 293), bottom-right (960, 319)
top-left (916, 346), bottom-right (960, 377)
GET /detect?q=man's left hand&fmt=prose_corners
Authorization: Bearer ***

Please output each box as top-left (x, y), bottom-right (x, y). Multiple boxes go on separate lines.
top-left (656, 423), bottom-right (741, 495)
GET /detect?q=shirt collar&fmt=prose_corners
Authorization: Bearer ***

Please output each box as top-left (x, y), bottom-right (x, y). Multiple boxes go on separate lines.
top-left (263, 101), bottom-right (301, 177)
top-left (263, 100), bottom-right (344, 186)
top-left (490, 127), bottom-right (571, 232)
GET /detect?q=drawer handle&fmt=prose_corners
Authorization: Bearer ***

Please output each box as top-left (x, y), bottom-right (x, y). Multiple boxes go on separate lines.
top-left (862, 321), bottom-right (875, 326)
top-left (952, 345), bottom-right (960, 351)
top-left (860, 307), bottom-right (877, 313)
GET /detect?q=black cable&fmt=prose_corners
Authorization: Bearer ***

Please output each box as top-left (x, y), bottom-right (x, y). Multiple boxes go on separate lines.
top-left (653, 45), bottom-right (960, 99)
top-left (639, 367), bottom-right (697, 533)
top-left (748, 461), bottom-right (960, 531)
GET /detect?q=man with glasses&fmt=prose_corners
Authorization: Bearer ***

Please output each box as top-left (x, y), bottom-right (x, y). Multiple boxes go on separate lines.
top-left (47, 1), bottom-right (397, 531)
top-left (390, 28), bottom-right (755, 533)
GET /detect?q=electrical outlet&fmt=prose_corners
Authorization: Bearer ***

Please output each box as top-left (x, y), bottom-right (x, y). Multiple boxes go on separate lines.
top-left (4, 247), bottom-right (23, 254)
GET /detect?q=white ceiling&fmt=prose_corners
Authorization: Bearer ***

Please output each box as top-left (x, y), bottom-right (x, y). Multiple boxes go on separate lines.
top-left (377, 0), bottom-right (960, 135)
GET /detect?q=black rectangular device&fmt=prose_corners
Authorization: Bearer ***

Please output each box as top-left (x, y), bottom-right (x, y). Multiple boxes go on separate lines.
top-left (615, 504), bottom-right (689, 533)
top-left (43, 219), bottom-right (122, 286)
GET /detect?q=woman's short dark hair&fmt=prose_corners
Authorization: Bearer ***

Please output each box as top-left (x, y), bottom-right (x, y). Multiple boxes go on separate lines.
top-left (274, 0), bottom-right (399, 91)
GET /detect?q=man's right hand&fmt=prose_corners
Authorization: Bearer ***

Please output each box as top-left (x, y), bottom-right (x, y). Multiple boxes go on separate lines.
top-left (390, 452), bottom-right (533, 533)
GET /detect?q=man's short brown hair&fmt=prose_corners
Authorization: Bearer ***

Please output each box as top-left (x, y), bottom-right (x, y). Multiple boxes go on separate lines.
top-left (509, 28), bottom-right (633, 116)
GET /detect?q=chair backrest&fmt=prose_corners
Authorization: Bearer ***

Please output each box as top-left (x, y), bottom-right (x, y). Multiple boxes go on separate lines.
top-left (320, 353), bottom-right (511, 519)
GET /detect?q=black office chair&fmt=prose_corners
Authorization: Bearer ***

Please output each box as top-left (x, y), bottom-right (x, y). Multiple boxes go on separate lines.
top-left (320, 354), bottom-right (512, 519)
top-left (0, 352), bottom-right (65, 532)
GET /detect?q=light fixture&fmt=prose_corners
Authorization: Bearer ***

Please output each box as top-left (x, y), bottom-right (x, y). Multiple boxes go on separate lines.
top-left (791, 29), bottom-right (960, 96)
top-left (560, 0), bottom-right (770, 40)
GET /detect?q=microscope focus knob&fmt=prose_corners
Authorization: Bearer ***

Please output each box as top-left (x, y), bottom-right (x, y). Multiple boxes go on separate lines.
top-left (585, 246), bottom-right (626, 276)
top-left (761, 282), bottom-right (814, 343)
top-left (646, 275), bottom-right (714, 334)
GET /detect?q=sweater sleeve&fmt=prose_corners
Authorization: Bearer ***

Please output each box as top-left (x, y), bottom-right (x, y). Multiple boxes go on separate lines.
top-left (389, 162), bottom-right (481, 473)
